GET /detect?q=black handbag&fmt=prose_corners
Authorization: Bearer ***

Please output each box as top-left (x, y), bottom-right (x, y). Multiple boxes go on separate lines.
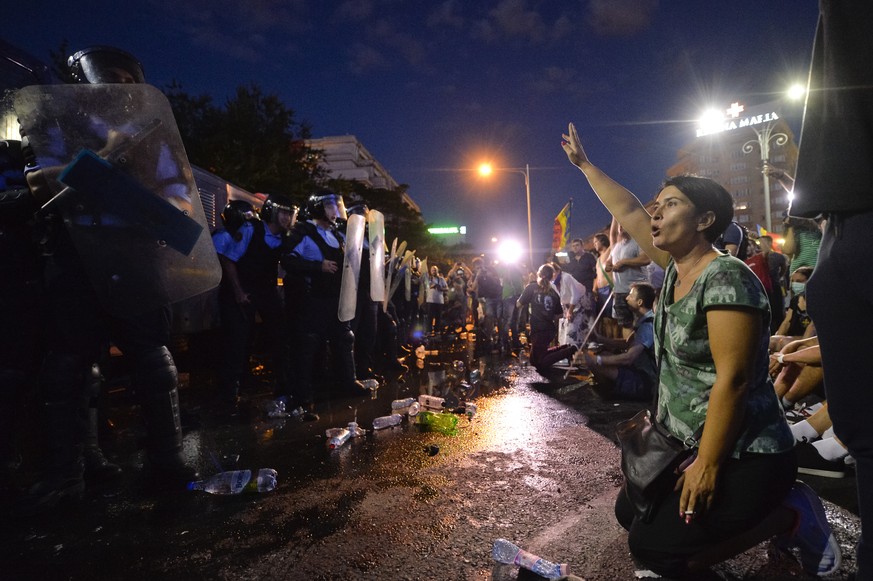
top-left (615, 409), bottom-right (699, 522)
top-left (615, 302), bottom-right (703, 522)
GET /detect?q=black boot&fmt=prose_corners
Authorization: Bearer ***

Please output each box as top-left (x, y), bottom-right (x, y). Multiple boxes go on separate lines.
top-left (83, 363), bottom-right (122, 484)
top-left (84, 408), bottom-right (122, 484)
top-left (134, 348), bottom-right (199, 489)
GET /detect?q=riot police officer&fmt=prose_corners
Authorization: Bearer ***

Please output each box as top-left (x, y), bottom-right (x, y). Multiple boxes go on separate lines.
top-left (213, 195), bottom-right (295, 404)
top-left (282, 191), bottom-right (366, 419)
top-left (14, 47), bottom-right (213, 513)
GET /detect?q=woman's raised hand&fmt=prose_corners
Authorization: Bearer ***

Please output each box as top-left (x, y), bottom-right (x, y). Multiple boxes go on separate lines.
top-left (561, 122), bottom-right (590, 170)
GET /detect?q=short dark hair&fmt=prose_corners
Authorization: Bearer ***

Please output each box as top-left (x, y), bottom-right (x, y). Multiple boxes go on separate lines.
top-left (571, 238), bottom-right (584, 245)
top-left (792, 266), bottom-right (814, 280)
top-left (594, 233), bottom-right (609, 247)
top-left (662, 175), bottom-right (734, 243)
top-left (630, 282), bottom-right (656, 309)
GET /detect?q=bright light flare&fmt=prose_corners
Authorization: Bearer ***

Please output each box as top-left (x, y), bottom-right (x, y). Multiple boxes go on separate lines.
top-left (787, 83), bottom-right (806, 101)
top-left (697, 108), bottom-right (725, 135)
top-left (497, 239), bottom-right (523, 264)
top-left (477, 162), bottom-right (493, 177)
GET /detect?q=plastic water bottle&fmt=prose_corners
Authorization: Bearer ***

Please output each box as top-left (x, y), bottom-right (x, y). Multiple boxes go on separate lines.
top-left (326, 427), bottom-right (352, 449)
top-left (347, 421), bottom-right (365, 438)
top-left (391, 398), bottom-right (420, 416)
top-left (418, 394), bottom-right (445, 411)
top-left (265, 396), bottom-right (289, 418)
top-left (491, 538), bottom-right (568, 579)
top-left (463, 402), bottom-right (477, 418)
top-left (416, 411), bottom-right (459, 436)
top-left (372, 414), bottom-right (403, 430)
top-left (187, 468), bottom-right (278, 495)
top-left (360, 378), bottom-right (379, 391)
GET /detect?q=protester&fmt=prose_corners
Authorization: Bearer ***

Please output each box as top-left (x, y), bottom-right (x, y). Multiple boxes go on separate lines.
top-left (579, 282), bottom-right (656, 401)
top-left (562, 122), bottom-right (839, 577)
top-left (517, 264), bottom-right (575, 375)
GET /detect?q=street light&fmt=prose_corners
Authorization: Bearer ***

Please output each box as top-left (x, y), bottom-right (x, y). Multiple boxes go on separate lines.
top-left (477, 162), bottom-right (533, 269)
top-left (742, 123), bottom-right (788, 232)
top-left (739, 85), bottom-right (805, 232)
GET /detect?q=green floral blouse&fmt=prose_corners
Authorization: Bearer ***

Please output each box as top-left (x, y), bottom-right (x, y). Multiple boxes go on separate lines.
top-left (655, 254), bottom-right (794, 458)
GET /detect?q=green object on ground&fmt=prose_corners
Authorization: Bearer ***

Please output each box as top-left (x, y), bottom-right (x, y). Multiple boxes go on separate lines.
top-left (417, 411), bottom-right (459, 436)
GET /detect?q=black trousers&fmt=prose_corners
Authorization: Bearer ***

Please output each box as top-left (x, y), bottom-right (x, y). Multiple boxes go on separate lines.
top-left (614, 450), bottom-right (796, 578)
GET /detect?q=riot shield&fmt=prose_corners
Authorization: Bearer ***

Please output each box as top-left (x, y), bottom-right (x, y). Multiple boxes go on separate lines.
top-left (339, 213), bottom-right (365, 322)
top-left (368, 209), bottom-right (386, 302)
top-left (13, 84), bottom-right (220, 317)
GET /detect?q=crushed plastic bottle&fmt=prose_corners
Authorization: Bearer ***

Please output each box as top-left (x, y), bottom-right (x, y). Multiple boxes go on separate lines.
top-left (418, 394), bottom-right (445, 412)
top-left (326, 427), bottom-right (352, 449)
top-left (187, 468), bottom-right (278, 495)
top-left (360, 378), bottom-right (379, 391)
top-left (491, 538), bottom-right (568, 579)
top-left (347, 421), bottom-right (366, 438)
top-left (416, 411), bottom-right (459, 436)
top-left (391, 398), bottom-right (420, 417)
top-left (372, 414), bottom-right (403, 430)
top-left (264, 397), bottom-right (291, 418)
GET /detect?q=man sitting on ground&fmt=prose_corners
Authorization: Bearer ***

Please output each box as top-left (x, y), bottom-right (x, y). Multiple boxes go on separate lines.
top-left (578, 282), bottom-right (657, 401)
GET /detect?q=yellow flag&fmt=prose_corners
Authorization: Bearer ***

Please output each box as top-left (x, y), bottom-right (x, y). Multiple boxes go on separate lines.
top-left (551, 201), bottom-right (571, 253)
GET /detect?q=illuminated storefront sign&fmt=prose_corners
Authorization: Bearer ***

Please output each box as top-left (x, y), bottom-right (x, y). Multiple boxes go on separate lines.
top-left (696, 102), bottom-right (781, 138)
top-left (428, 226), bottom-right (467, 235)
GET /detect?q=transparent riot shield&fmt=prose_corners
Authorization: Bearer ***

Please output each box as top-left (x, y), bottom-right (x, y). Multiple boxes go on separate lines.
top-left (13, 83), bottom-right (220, 317)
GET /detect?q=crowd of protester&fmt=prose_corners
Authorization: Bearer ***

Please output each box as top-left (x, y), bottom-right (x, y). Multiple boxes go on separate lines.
top-left (2, 3), bottom-right (869, 576)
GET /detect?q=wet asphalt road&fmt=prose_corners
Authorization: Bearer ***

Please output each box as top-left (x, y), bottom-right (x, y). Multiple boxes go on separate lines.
top-left (1, 330), bottom-right (862, 580)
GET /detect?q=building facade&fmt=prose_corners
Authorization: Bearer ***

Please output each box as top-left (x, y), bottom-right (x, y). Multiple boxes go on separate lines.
top-left (306, 135), bottom-right (420, 213)
top-left (667, 101), bottom-right (799, 234)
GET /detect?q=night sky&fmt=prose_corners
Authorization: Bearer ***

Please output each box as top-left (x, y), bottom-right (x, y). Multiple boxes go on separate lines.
top-left (6, 1), bottom-right (820, 259)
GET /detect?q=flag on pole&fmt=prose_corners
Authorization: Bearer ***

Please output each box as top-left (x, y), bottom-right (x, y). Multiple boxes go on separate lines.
top-left (551, 200), bottom-right (572, 254)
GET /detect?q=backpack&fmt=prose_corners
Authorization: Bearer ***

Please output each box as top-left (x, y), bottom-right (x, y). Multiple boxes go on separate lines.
top-left (717, 221), bottom-right (755, 261)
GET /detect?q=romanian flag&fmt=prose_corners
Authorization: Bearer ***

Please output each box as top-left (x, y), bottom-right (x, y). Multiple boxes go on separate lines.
top-left (551, 200), bottom-right (572, 253)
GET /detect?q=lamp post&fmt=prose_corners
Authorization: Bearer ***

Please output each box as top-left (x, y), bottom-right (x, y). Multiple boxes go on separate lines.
top-left (742, 124), bottom-right (787, 232)
top-left (478, 163), bottom-right (533, 269)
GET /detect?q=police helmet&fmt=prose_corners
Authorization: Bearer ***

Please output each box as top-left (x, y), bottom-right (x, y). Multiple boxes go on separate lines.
top-left (260, 193), bottom-right (295, 224)
top-left (67, 46), bottom-right (145, 84)
top-left (220, 200), bottom-right (256, 236)
top-left (304, 191), bottom-right (345, 222)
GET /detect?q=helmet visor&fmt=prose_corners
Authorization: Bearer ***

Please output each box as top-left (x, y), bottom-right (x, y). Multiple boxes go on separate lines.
top-left (76, 51), bottom-right (144, 84)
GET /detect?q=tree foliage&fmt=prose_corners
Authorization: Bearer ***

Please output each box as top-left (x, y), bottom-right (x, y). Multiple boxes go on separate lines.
top-left (165, 82), bottom-right (322, 201)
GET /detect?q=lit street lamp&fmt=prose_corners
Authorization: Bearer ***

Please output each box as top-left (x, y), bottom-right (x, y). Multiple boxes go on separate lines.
top-left (478, 162), bottom-right (533, 269)
top-left (742, 123), bottom-right (788, 232)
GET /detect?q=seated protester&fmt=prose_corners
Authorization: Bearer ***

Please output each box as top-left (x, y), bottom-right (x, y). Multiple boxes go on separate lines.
top-left (562, 122), bottom-right (840, 578)
top-left (770, 289), bottom-right (813, 353)
top-left (516, 264), bottom-right (574, 374)
top-left (770, 336), bottom-right (825, 416)
top-left (790, 403), bottom-right (851, 479)
top-left (578, 282), bottom-right (657, 401)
